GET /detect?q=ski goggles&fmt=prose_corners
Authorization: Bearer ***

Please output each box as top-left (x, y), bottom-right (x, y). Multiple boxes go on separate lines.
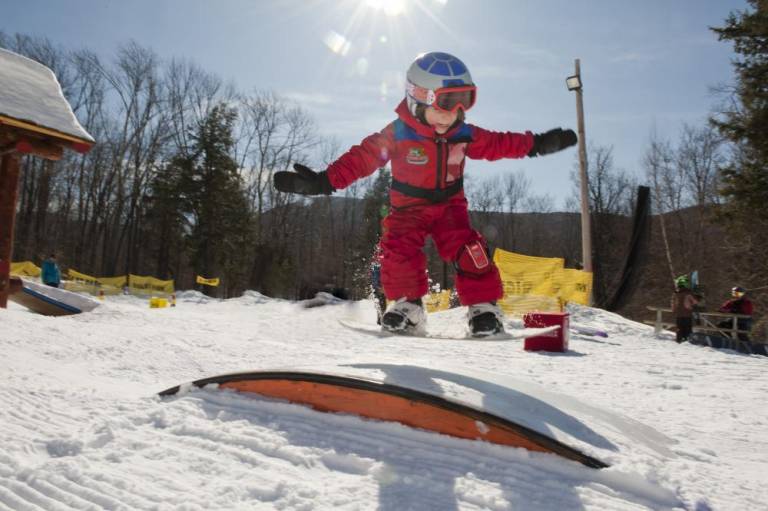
top-left (407, 81), bottom-right (477, 113)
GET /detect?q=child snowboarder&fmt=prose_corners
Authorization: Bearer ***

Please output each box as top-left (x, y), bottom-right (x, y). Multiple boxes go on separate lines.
top-left (275, 52), bottom-right (577, 336)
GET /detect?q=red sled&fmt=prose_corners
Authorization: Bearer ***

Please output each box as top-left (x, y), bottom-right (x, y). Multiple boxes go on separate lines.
top-left (523, 312), bottom-right (569, 352)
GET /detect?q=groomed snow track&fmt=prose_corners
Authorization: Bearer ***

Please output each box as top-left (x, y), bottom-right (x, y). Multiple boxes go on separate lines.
top-left (160, 370), bottom-right (609, 469)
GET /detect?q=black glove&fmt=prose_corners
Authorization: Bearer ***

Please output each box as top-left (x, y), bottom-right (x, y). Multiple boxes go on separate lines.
top-left (528, 128), bottom-right (578, 157)
top-left (274, 163), bottom-right (335, 196)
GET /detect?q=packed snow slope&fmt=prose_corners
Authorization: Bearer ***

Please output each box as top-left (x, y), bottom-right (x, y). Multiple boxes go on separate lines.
top-left (1, 291), bottom-right (766, 510)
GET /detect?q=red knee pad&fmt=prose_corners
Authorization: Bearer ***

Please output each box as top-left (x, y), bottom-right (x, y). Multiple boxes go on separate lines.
top-left (455, 240), bottom-right (492, 276)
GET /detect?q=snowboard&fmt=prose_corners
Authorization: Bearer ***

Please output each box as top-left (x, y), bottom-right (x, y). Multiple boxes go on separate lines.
top-left (339, 319), bottom-right (560, 342)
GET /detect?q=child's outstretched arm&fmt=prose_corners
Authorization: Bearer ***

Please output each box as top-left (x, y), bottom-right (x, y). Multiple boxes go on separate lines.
top-left (466, 126), bottom-right (577, 161)
top-left (273, 127), bottom-right (394, 196)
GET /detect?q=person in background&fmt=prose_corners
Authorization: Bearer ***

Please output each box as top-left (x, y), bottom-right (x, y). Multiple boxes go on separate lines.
top-left (41, 253), bottom-right (61, 288)
top-left (671, 275), bottom-right (698, 343)
top-left (718, 286), bottom-right (753, 341)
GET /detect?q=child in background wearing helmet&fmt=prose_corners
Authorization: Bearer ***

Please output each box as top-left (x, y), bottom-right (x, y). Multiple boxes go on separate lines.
top-left (718, 286), bottom-right (753, 341)
top-left (275, 52), bottom-right (577, 337)
top-left (672, 275), bottom-right (699, 343)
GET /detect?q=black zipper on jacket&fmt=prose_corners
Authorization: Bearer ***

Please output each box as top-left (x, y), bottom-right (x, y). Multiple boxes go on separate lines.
top-left (435, 137), bottom-right (447, 191)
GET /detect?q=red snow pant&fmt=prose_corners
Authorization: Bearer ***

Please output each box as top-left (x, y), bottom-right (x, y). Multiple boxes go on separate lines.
top-left (379, 198), bottom-right (503, 306)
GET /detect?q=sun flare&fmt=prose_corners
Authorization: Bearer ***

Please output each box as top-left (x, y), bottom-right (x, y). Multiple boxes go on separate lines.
top-left (365, 0), bottom-right (408, 17)
top-left (317, 0), bottom-right (453, 99)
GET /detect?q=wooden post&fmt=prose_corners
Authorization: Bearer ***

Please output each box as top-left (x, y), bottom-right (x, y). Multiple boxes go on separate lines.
top-left (574, 59), bottom-right (593, 277)
top-left (654, 308), bottom-right (662, 335)
top-left (0, 152), bottom-right (21, 308)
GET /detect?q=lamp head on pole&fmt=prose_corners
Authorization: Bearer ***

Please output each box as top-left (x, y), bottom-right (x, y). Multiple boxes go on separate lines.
top-left (566, 74), bottom-right (582, 91)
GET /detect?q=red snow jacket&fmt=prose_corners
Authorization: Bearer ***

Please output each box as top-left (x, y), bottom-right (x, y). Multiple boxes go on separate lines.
top-left (326, 100), bottom-right (534, 208)
top-left (719, 297), bottom-right (753, 316)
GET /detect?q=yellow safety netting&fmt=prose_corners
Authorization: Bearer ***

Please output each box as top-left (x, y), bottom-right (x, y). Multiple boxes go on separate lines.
top-left (557, 268), bottom-right (593, 307)
top-left (11, 264), bottom-right (176, 297)
top-left (66, 269), bottom-right (126, 295)
top-left (493, 248), bottom-right (592, 316)
top-left (424, 290), bottom-right (451, 313)
top-left (64, 269), bottom-right (174, 296)
top-left (128, 274), bottom-right (175, 295)
top-left (196, 275), bottom-right (220, 287)
top-left (417, 250), bottom-right (593, 316)
top-left (10, 261), bottom-right (41, 277)
top-left (99, 275), bottom-right (129, 288)
top-left (494, 250), bottom-right (565, 296)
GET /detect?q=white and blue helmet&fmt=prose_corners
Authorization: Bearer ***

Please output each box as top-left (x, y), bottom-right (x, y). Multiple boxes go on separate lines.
top-left (405, 52), bottom-right (475, 116)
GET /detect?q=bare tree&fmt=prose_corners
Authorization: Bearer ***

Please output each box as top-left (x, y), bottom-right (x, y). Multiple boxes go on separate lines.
top-left (166, 58), bottom-right (234, 158)
top-left (65, 49), bottom-right (111, 267)
top-left (572, 143), bottom-right (636, 305)
top-left (582, 144), bottom-right (635, 216)
top-left (504, 170), bottom-right (530, 213)
top-left (495, 170), bottom-right (531, 251)
top-left (236, 91), bottom-right (322, 291)
top-left (240, 91), bottom-right (318, 237)
top-left (523, 194), bottom-right (555, 213)
top-left (643, 125), bottom-right (726, 283)
top-left (466, 175), bottom-right (506, 214)
top-left (677, 123), bottom-right (726, 255)
top-left (643, 130), bottom-right (678, 281)
top-left (678, 123), bottom-right (724, 208)
top-left (88, 41), bottom-right (170, 275)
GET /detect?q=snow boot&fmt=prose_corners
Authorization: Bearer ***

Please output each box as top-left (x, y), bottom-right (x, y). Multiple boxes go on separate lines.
top-left (468, 302), bottom-right (504, 337)
top-left (382, 298), bottom-right (426, 334)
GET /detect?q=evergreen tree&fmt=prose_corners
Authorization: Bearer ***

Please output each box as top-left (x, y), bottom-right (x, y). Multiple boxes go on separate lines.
top-left (361, 167), bottom-right (391, 249)
top-left (146, 156), bottom-right (187, 281)
top-left (163, 104), bottom-right (252, 296)
top-left (710, 0), bottom-right (768, 253)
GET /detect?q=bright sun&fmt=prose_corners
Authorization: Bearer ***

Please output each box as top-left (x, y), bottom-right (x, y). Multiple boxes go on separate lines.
top-left (365, 0), bottom-right (408, 17)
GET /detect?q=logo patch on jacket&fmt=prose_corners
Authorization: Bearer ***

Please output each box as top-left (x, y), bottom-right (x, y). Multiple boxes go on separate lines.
top-left (405, 147), bottom-right (429, 165)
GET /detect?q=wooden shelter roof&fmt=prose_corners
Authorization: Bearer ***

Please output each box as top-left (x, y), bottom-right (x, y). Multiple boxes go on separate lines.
top-left (0, 47), bottom-right (94, 155)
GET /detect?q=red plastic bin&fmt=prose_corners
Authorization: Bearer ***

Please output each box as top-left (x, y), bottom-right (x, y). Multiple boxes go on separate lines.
top-left (523, 312), bottom-right (569, 352)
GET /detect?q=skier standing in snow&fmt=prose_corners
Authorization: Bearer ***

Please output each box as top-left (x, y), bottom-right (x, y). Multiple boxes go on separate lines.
top-left (671, 275), bottom-right (698, 343)
top-left (275, 52), bottom-right (577, 336)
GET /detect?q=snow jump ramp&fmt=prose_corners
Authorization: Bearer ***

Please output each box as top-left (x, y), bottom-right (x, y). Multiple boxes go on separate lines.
top-left (8, 277), bottom-right (100, 316)
top-left (160, 364), bottom-right (612, 469)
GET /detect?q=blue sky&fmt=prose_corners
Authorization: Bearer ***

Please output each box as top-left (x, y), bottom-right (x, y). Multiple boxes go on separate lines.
top-left (2, 0), bottom-right (745, 206)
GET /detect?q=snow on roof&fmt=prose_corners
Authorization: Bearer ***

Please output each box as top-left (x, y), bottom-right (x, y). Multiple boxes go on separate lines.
top-left (0, 47), bottom-right (94, 146)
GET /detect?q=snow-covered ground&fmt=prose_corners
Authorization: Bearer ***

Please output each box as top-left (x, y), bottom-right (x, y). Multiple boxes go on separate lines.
top-left (1, 290), bottom-right (766, 510)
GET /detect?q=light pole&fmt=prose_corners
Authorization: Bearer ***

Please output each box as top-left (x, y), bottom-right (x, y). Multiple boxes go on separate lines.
top-left (566, 59), bottom-right (593, 284)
